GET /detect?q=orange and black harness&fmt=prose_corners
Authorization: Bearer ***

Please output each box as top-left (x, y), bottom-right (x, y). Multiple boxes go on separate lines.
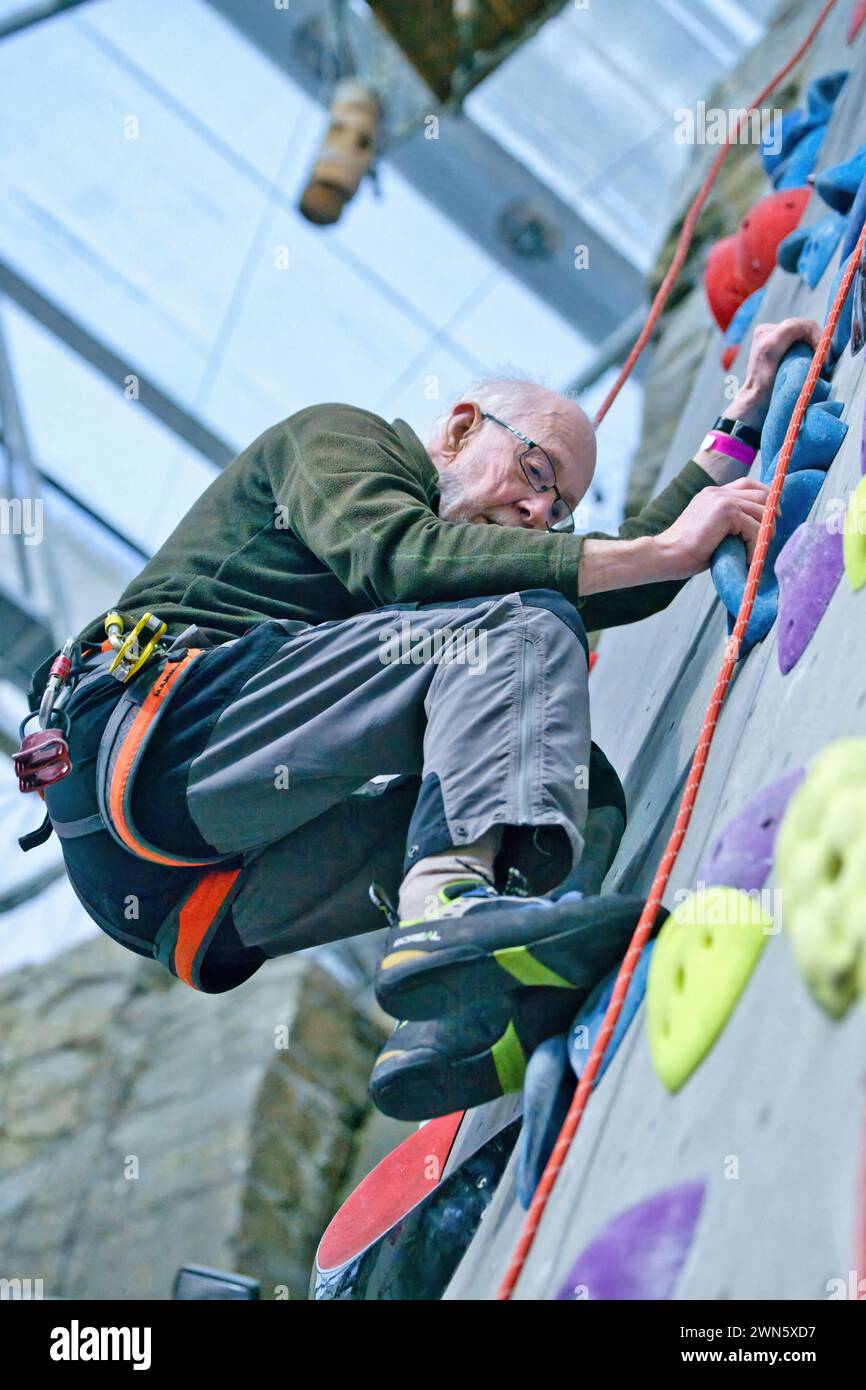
top-left (15, 613), bottom-right (248, 992)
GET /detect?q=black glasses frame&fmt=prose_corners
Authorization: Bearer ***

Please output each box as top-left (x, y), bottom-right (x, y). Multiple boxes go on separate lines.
top-left (479, 411), bottom-right (574, 533)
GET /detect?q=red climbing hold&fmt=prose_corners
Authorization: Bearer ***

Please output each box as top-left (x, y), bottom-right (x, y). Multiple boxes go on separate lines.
top-left (704, 235), bottom-right (750, 332)
top-left (736, 188), bottom-right (811, 292)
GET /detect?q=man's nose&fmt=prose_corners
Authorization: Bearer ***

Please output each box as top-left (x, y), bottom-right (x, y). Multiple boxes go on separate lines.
top-left (518, 492), bottom-right (554, 529)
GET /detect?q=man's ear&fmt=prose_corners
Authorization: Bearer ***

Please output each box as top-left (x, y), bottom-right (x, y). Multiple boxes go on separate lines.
top-left (441, 401), bottom-right (482, 464)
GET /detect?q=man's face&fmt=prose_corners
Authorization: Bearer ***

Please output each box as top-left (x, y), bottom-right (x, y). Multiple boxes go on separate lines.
top-left (434, 398), bottom-right (596, 531)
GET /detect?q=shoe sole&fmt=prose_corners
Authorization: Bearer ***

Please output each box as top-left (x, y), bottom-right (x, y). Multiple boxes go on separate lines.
top-left (371, 1045), bottom-right (503, 1121)
top-left (375, 896), bottom-right (651, 1021)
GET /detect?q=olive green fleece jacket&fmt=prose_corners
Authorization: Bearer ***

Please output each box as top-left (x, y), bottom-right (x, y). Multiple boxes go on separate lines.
top-left (77, 403), bottom-right (716, 649)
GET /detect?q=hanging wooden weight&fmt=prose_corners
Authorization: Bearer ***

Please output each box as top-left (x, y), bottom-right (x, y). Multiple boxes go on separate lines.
top-left (300, 79), bottom-right (381, 226)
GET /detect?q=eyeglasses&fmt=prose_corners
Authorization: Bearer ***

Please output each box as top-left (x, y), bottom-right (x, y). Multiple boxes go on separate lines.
top-left (480, 411), bottom-right (575, 533)
top-left (851, 238), bottom-right (866, 357)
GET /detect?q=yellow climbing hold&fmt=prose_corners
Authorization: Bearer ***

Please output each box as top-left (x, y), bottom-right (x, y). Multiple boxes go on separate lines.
top-left (843, 475), bottom-right (866, 591)
top-left (647, 887), bottom-right (772, 1093)
top-left (775, 739), bottom-right (866, 1018)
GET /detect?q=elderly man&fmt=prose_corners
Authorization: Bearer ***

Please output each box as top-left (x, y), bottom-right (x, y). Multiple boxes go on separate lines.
top-left (27, 317), bottom-right (818, 1119)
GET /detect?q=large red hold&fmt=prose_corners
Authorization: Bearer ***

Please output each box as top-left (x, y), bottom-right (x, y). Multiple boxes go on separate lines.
top-left (704, 235), bottom-right (750, 332)
top-left (736, 187), bottom-right (811, 291)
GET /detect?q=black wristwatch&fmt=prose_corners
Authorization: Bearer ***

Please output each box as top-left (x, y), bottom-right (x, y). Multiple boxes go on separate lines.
top-left (713, 416), bottom-right (761, 450)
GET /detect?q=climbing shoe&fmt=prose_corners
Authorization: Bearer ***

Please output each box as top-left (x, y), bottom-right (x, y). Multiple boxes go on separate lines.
top-left (373, 880), bottom-right (653, 1022)
top-left (370, 986), bottom-right (582, 1121)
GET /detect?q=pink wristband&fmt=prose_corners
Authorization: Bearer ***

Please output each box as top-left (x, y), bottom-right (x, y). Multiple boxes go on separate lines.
top-left (699, 429), bottom-right (757, 465)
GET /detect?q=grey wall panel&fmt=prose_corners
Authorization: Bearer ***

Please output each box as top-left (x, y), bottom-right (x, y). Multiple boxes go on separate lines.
top-left (445, 22), bottom-right (866, 1301)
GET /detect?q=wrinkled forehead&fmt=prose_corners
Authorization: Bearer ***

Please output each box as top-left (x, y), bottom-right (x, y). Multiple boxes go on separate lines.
top-left (516, 401), bottom-right (596, 480)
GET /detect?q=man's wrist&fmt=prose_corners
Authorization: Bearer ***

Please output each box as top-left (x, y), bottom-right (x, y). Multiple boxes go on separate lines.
top-left (725, 388), bottom-right (767, 431)
top-left (579, 534), bottom-right (670, 596)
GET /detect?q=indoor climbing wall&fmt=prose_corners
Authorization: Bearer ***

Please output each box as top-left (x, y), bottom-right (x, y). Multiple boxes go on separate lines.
top-left (446, 5), bottom-right (866, 1301)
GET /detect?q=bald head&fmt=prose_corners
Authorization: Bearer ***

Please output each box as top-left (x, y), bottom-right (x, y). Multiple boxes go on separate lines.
top-left (426, 378), bottom-right (596, 530)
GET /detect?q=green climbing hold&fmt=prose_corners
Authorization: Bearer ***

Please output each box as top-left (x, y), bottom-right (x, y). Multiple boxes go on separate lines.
top-left (844, 475), bottom-right (866, 591)
top-left (775, 739), bottom-right (866, 1018)
top-left (647, 888), bottom-right (772, 1092)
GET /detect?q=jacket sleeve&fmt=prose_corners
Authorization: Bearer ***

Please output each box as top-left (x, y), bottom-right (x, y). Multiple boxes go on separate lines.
top-left (266, 405), bottom-right (715, 625)
top-left (576, 459), bottom-right (717, 631)
top-left (264, 405), bottom-right (586, 607)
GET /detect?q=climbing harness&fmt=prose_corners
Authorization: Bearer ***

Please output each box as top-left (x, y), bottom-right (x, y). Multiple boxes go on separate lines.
top-left (498, 0), bottom-right (858, 1297)
top-left (14, 610), bottom-right (170, 833)
top-left (14, 608), bottom-right (249, 992)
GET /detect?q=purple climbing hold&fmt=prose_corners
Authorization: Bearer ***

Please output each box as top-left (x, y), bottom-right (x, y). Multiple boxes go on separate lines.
top-left (776, 521), bottom-right (845, 673)
top-left (696, 768), bottom-right (805, 892)
top-left (554, 1181), bottom-right (706, 1301)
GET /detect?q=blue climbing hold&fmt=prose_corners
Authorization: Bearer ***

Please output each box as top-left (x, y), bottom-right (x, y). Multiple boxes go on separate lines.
top-left (762, 71), bottom-right (848, 188)
top-left (839, 172), bottom-right (866, 263)
top-left (773, 125), bottom-right (826, 190)
top-left (712, 469), bottom-right (829, 652)
top-left (759, 344), bottom-right (832, 472)
top-left (816, 142), bottom-right (866, 213)
top-left (763, 400), bottom-right (846, 485)
top-left (712, 343), bottom-right (846, 652)
top-left (825, 253), bottom-right (857, 364)
top-left (776, 225), bottom-right (809, 273)
top-left (778, 211), bottom-right (846, 287)
top-left (516, 1033), bottom-right (573, 1211)
top-left (567, 942), bottom-right (655, 1085)
top-left (724, 288), bottom-right (765, 355)
top-left (517, 940), bottom-right (657, 1210)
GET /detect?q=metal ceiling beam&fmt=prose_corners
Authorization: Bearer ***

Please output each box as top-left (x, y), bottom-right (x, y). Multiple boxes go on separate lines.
top-left (206, 0), bottom-right (644, 344)
top-left (0, 0), bottom-right (93, 42)
top-left (0, 304), bottom-right (70, 642)
top-left (0, 261), bottom-right (235, 469)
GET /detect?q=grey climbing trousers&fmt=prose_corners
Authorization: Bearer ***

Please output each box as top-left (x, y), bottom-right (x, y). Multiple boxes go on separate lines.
top-left (141, 590), bottom-right (592, 958)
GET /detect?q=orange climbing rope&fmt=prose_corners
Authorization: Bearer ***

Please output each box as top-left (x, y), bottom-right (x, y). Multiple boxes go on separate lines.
top-left (498, 7), bottom-right (865, 1298)
top-left (592, 0), bottom-right (841, 429)
top-left (498, 212), bottom-right (866, 1302)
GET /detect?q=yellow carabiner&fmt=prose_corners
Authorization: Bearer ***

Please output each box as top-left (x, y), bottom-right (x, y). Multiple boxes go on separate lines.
top-left (105, 611), bottom-right (167, 683)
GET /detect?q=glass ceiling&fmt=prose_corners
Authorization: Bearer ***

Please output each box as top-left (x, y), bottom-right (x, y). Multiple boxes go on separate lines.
top-left (0, 0), bottom-right (606, 554)
top-left (468, 0), bottom-right (781, 269)
top-left (0, 0), bottom-right (779, 594)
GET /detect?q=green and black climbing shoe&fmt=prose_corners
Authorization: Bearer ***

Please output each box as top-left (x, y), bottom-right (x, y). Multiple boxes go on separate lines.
top-left (374, 882), bottom-right (653, 1022)
top-left (370, 987), bottom-right (582, 1121)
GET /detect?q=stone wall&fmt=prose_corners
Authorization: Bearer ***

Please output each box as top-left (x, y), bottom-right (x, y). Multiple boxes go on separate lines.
top-left (0, 934), bottom-right (383, 1299)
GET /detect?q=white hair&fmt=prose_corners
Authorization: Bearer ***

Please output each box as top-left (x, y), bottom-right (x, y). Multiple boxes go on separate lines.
top-left (430, 372), bottom-right (569, 442)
